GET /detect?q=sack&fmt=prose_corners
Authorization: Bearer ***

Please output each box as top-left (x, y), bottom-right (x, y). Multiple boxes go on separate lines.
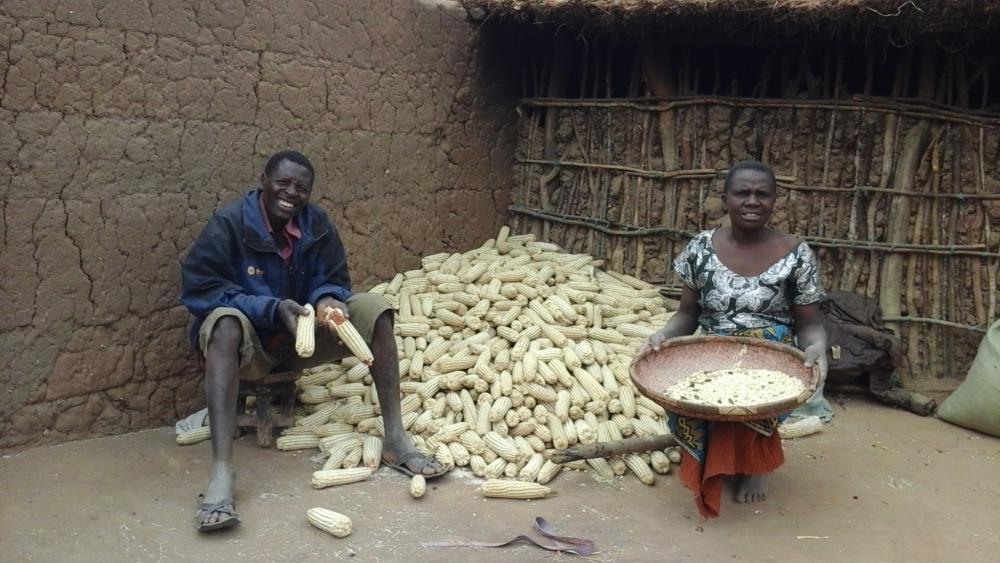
top-left (937, 320), bottom-right (1000, 437)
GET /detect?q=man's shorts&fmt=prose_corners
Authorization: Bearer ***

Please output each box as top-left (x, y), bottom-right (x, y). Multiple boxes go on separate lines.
top-left (197, 293), bottom-right (392, 380)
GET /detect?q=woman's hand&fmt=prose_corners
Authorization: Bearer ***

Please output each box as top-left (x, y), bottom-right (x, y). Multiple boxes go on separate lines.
top-left (277, 299), bottom-right (309, 333)
top-left (803, 341), bottom-right (829, 387)
top-left (640, 286), bottom-right (702, 354)
top-left (793, 303), bottom-right (829, 387)
top-left (643, 328), bottom-right (672, 352)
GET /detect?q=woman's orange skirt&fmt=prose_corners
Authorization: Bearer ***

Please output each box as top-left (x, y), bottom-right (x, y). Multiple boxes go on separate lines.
top-left (678, 421), bottom-right (785, 518)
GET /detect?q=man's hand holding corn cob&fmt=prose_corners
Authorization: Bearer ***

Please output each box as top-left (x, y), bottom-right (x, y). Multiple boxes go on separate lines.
top-left (316, 296), bottom-right (350, 323)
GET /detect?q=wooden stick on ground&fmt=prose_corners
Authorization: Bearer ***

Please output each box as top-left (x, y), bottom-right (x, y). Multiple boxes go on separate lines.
top-left (547, 434), bottom-right (677, 464)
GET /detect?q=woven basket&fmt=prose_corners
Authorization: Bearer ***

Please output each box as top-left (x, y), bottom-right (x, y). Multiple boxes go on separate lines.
top-left (630, 335), bottom-right (820, 422)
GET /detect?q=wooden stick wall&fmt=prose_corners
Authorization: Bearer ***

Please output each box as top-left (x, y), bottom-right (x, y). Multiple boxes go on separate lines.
top-left (510, 43), bottom-right (1000, 389)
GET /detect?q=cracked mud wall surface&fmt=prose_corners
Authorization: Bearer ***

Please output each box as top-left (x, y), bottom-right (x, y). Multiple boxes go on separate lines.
top-left (0, 0), bottom-right (518, 450)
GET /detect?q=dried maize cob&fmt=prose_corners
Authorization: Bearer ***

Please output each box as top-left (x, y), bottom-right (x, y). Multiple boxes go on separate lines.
top-left (448, 442), bottom-right (471, 466)
top-left (484, 432), bottom-right (520, 462)
top-left (362, 436), bottom-right (382, 469)
top-left (616, 323), bottom-right (655, 338)
top-left (489, 396), bottom-right (513, 423)
top-left (779, 415), bottom-right (823, 439)
top-left (397, 322), bottom-right (430, 337)
top-left (409, 474), bottom-right (426, 498)
top-left (480, 479), bottom-right (552, 499)
top-left (619, 387), bottom-right (637, 418)
top-left (537, 460), bottom-right (563, 484)
top-left (313, 422), bottom-right (355, 437)
top-left (296, 403), bottom-right (339, 427)
top-left (319, 434), bottom-right (362, 454)
top-left (510, 419), bottom-right (536, 438)
top-left (586, 457), bottom-right (615, 480)
top-left (513, 436), bottom-right (534, 460)
top-left (650, 450), bottom-right (672, 474)
top-left (322, 447), bottom-right (349, 470)
top-left (311, 467), bottom-right (373, 489)
top-left (298, 367), bottom-right (343, 387)
top-left (322, 307), bottom-right (374, 366)
top-left (438, 355), bottom-right (478, 373)
top-left (624, 453), bottom-right (655, 485)
top-left (307, 507), bottom-right (353, 537)
top-left (176, 426), bottom-right (210, 445)
top-left (295, 304), bottom-right (316, 357)
top-left (521, 383), bottom-right (557, 404)
top-left (284, 425), bottom-right (320, 436)
top-left (342, 445), bottom-right (364, 468)
top-left (460, 430), bottom-right (487, 455)
top-left (465, 453), bottom-right (486, 476)
top-left (484, 458), bottom-right (507, 479)
top-left (518, 453), bottom-right (545, 481)
top-left (345, 363), bottom-right (370, 382)
top-left (328, 382), bottom-right (368, 398)
top-left (276, 434), bottom-right (321, 451)
top-left (435, 443), bottom-right (455, 468)
top-left (573, 368), bottom-right (610, 402)
top-left (636, 395), bottom-right (666, 416)
top-left (436, 422), bottom-right (470, 443)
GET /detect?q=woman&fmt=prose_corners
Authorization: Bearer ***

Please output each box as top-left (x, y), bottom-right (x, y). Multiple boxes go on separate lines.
top-left (645, 160), bottom-right (829, 518)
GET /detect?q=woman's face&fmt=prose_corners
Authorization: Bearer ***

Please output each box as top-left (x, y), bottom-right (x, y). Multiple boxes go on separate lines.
top-left (723, 169), bottom-right (776, 231)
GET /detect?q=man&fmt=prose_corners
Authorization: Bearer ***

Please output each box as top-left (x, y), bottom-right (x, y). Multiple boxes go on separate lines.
top-left (181, 150), bottom-right (446, 532)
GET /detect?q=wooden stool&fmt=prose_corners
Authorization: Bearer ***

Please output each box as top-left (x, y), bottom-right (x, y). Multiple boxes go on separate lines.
top-left (236, 371), bottom-right (298, 447)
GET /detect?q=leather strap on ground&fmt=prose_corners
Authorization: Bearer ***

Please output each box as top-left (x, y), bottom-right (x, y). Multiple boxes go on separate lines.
top-left (421, 517), bottom-right (596, 556)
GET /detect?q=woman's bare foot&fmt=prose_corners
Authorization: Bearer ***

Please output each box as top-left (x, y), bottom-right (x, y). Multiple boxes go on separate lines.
top-left (734, 474), bottom-right (768, 503)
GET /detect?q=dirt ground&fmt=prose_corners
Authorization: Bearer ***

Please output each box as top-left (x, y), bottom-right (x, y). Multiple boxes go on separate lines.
top-left (1, 394), bottom-right (997, 563)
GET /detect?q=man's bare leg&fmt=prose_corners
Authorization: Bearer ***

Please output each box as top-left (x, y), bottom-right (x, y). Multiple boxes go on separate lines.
top-left (735, 474), bottom-right (769, 503)
top-left (200, 316), bottom-right (242, 527)
top-left (368, 312), bottom-right (445, 475)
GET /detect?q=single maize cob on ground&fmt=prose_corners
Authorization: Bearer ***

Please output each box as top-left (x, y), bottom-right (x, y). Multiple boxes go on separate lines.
top-left (650, 451), bottom-right (673, 474)
top-left (176, 426), bottom-right (210, 445)
top-left (311, 467), bottom-right (374, 489)
top-left (779, 415), bottom-right (823, 439)
top-left (323, 307), bottom-right (375, 366)
top-left (307, 507), bottom-right (352, 537)
top-left (480, 479), bottom-right (553, 499)
top-left (409, 474), bottom-right (426, 498)
top-left (624, 453), bottom-right (655, 485)
top-left (296, 304), bottom-right (316, 357)
top-left (276, 434), bottom-right (321, 451)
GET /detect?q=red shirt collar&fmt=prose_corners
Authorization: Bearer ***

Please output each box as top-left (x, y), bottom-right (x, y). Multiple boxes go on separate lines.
top-left (258, 193), bottom-right (301, 261)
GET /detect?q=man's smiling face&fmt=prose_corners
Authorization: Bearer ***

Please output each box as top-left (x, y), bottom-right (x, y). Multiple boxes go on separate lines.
top-left (260, 159), bottom-right (313, 228)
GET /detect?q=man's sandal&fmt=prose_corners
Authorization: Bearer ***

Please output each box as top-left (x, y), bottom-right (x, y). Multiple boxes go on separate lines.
top-left (383, 450), bottom-right (450, 479)
top-left (196, 495), bottom-right (241, 532)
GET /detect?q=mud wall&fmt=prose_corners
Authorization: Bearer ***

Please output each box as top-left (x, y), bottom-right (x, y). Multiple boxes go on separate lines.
top-left (0, 0), bottom-right (518, 450)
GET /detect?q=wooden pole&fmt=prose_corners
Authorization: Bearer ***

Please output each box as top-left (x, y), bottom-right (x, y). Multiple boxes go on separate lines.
top-left (541, 36), bottom-right (574, 241)
top-left (547, 434), bottom-right (677, 464)
top-left (879, 46), bottom-right (937, 389)
top-left (642, 42), bottom-right (680, 273)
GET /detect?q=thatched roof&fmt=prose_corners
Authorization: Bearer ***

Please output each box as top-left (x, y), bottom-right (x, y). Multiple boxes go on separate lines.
top-left (461, 1), bottom-right (1000, 39)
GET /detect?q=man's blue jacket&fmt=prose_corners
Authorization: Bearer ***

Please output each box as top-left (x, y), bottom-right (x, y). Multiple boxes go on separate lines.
top-left (180, 189), bottom-right (352, 346)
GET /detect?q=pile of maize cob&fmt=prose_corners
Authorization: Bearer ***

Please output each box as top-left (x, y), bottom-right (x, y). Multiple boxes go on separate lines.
top-left (279, 227), bottom-right (679, 488)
